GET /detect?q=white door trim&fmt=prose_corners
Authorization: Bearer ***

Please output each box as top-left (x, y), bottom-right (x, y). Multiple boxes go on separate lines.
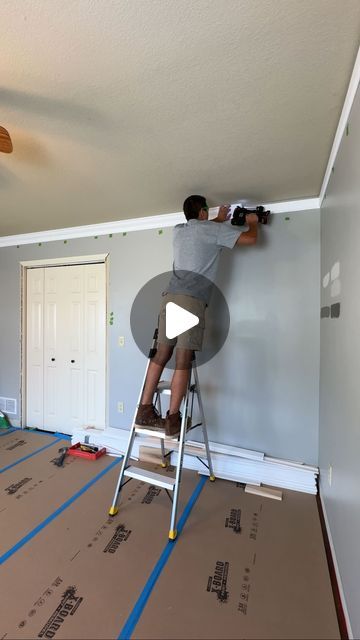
top-left (20, 254), bottom-right (109, 268)
top-left (20, 254), bottom-right (109, 431)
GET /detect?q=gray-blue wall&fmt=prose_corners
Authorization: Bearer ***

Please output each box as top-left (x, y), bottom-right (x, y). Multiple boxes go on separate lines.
top-left (0, 209), bottom-right (320, 463)
top-left (319, 84), bottom-right (360, 638)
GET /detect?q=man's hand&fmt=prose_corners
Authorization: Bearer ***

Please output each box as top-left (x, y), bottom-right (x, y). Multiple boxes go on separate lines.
top-left (245, 213), bottom-right (259, 225)
top-left (213, 204), bottom-right (231, 223)
top-left (236, 212), bottom-right (259, 246)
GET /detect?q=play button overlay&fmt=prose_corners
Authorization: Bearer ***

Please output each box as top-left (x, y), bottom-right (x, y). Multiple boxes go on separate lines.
top-left (166, 302), bottom-right (199, 339)
top-left (130, 270), bottom-right (230, 370)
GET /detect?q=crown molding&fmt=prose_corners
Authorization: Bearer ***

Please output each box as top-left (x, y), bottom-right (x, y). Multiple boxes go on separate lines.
top-left (319, 45), bottom-right (360, 205)
top-left (0, 198), bottom-right (319, 248)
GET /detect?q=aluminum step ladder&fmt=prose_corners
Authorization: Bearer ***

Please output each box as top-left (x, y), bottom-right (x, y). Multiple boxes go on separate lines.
top-left (109, 329), bottom-right (215, 540)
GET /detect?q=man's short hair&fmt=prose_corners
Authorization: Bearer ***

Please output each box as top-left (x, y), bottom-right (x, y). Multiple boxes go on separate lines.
top-left (183, 195), bottom-right (207, 221)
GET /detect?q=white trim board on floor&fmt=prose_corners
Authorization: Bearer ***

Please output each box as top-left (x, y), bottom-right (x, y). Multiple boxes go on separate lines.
top-left (319, 481), bottom-right (353, 639)
top-left (71, 427), bottom-right (318, 495)
top-left (0, 198), bottom-right (319, 248)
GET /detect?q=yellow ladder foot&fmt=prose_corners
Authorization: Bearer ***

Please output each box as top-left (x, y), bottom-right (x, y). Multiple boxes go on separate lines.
top-left (108, 506), bottom-right (119, 516)
top-left (169, 529), bottom-right (177, 540)
top-left (209, 475), bottom-right (216, 482)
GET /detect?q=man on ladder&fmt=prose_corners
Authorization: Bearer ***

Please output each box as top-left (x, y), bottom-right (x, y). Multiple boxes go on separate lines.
top-left (109, 195), bottom-right (258, 539)
top-left (135, 195), bottom-right (259, 437)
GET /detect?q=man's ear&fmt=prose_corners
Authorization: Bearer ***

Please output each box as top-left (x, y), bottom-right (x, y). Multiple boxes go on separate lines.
top-left (198, 210), bottom-right (206, 220)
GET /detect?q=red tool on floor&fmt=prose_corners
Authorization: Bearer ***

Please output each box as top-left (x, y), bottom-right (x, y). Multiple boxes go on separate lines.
top-left (68, 442), bottom-right (106, 460)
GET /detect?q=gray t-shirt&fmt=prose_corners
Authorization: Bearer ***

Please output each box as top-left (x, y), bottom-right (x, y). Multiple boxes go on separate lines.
top-left (166, 219), bottom-right (242, 303)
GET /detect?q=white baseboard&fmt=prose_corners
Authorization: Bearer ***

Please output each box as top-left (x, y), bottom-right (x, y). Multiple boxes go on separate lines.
top-left (72, 426), bottom-right (318, 495)
top-left (319, 481), bottom-right (353, 639)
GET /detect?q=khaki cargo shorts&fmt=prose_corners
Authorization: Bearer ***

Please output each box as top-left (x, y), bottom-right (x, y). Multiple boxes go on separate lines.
top-left (157, 292), bottom-right (206, 351)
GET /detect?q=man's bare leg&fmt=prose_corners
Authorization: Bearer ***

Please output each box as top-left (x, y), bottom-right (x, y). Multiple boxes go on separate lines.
top-left (135, 344), bottom-right (174, 428)
top-left (164, 348), bottom-right (193, 436)
top-left (141, 343), bottom-right (174, 405)
top-left (169, 348), bottom-right (193, 414)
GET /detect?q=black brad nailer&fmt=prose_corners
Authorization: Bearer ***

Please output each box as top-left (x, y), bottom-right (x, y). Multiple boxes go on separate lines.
top-left (231, 205), bottom-right (270, 226)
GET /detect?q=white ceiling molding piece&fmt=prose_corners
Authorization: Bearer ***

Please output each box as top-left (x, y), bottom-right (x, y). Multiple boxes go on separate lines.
top-left (0, 197), bottom-right (319, 249)
top-left (259, 197), bottom-right (319, 213)
top-left (319, 44), bottom-right (360, 205)
top-left (0, 212), bottom-right (184, 248)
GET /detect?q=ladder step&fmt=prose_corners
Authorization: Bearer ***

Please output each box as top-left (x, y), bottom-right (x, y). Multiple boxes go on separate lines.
top-left (135, 426), bottom-right (173, 440)
top-left (124, 465), bottom-right (176, 490)
top-left (134, 423), bottom-right (194, 440)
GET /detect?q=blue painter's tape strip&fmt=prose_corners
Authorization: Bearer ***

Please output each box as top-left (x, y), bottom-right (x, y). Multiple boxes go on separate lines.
top-left (24, 428), bottom-right (70, 439)
top-left (0, 437), bottom-right (63, 474)
top-left (118, 475), bottom-right (207, 640)
top-left (28, 429), bottom-right (72, 441)
top-left (54, 432), bottom-right (72, 440)
top-left (0, 457), bottom-right (121, 566)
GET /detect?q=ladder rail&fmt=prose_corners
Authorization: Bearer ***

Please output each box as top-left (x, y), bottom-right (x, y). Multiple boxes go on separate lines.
top-left (109, 343), bottom-right (154, 514)
top-left (156, 393), bottom-right (167, 466)
top-left (169, 372), bottom-right (191, 538)
top-left (193, 364), bottom-right (215, 480)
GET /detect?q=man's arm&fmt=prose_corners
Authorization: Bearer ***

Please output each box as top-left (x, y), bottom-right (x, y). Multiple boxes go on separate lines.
top-left (212, 205), bottom-right (231, 223)
top-left (236, 213), bottom-right (258, 246)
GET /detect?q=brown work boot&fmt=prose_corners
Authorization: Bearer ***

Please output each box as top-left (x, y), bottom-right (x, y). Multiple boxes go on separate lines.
top-left (164, 410), bottom-right (182, 437)
top-left (135, 404), bottom-right (164, 430)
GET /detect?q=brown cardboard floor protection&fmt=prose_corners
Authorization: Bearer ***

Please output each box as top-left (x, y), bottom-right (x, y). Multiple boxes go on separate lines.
top-left (0, 442), bottom-right (340, 640)
top-left (135, 479), bottom-right (340, 640)
top-left (0, 459), bottom-right (198, 640)
top-left (0, 437), bottom-right (114, 553)
top-left (0, 429), bottom-right (58, 468)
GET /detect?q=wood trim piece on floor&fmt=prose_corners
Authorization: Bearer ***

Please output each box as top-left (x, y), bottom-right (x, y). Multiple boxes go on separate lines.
top-left (316, 485), bottom-right (350, 640)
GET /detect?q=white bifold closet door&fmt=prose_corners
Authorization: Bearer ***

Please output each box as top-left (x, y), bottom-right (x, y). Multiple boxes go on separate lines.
top-left (26, 263), bottom-right (106, 434)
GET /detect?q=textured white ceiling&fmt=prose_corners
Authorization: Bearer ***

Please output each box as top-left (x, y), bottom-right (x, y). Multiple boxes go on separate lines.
top-left (0, 0), bottom-right (359, 236)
